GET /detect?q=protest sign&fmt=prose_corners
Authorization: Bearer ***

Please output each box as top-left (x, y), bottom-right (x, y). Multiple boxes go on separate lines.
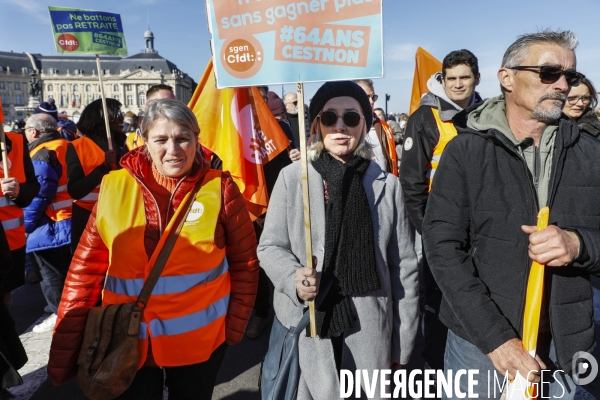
top-left (205, 0), bottom-right (383, 88)
top-left (48, 6), bottom-right (128, 56)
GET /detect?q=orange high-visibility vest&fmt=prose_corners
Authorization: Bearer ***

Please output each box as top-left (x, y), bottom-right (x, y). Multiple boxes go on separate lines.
top-left (380, 121), bottom-right (399, 176)
top-left (427, 108), bottom-right (458, 191)
top-left (126, 130), bottom-right (144, 151)
top-left (97, 169), bottom-right (229, 368)
top-left (30, 138), bottom-right (72, 221)
top-left (71, 136), bottom-right (105, 212)
top-left (0, 132), bottom-right (27, 250)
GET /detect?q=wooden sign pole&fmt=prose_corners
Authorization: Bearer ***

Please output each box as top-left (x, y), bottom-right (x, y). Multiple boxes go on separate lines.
top-left (296, 83), bottom-right (317, 338)
top-left (0, 124), bottom-right (9, 178)
top-left (95, 55), bottom-right (113, 151)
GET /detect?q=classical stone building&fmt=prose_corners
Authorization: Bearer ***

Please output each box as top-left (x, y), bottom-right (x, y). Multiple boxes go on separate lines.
top-left (1, 29), bottom-right (195, 123)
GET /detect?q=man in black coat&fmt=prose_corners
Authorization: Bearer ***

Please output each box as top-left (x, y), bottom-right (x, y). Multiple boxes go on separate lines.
top-left (423, 29), bottom-right (599, 399)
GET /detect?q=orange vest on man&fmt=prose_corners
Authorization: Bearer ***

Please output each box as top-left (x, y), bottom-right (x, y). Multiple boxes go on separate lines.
top-left (30, 138), bottom-right (72, 221)
top-left (378, 120), bottom-right (399, 176)
top-left (97, 169), bottom-right (229, 368)
top-left (426, 108), bottom-right (458, 191)
top-left (70, 137), bottom-right (105, 212)
top-left (0, 132), bottom-right (27, 250)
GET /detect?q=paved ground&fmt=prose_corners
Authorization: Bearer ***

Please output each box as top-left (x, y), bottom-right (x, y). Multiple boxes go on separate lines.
top-left (5, 280), bottom-right (600, 399)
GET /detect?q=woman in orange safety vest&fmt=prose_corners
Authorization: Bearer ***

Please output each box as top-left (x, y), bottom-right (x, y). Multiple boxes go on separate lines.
top-left (65, 98), bottom-right (126, 253)
top-left (49, 99), bottom-right (259, 398)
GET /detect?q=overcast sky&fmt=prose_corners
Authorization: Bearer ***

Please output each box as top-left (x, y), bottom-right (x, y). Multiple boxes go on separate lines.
top-left (1, 0), bottom-right (599, 114)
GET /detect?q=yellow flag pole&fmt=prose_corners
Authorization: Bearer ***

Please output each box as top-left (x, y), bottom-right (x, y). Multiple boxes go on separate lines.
top-left (296, 82), bottom-right (317, 338)
top-left (506, 206), bottom-right (549, 400)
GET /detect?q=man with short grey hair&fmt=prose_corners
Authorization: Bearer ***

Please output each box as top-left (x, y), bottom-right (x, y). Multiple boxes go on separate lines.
top-left (423, 30), bottom-right (598, 398)
top-left (24, 113), bottom-right (73, 334)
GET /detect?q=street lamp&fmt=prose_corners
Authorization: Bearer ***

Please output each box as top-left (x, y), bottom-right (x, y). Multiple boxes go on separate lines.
top-left (385, 94), bottom-right (391, 118)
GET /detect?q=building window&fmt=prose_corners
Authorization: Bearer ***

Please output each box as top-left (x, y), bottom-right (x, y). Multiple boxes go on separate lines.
top-left (73, 95), bottom-right (80, 107)
top-left (14, 83), bottom-right (20, 90)
top-left (60, 84), bottom-right (66, 92)
top-left (138, 94), bottom-right (146, 107)
top-left (47, 84), bottom-right (53, 92)
top-left (73, 84), bottom-right (79, 92)
top-left (60, 94), bottom-right (68, 107)
top-left (0, 82), bottom-right (5, 90)
top-left (87, 95), bottom-right (93, 105)
top-left (85, 85), bottom-right (91, 93)
top-left (126, 95), bottom-right (133, 106)
top-left (113, 84), bottom-right (118, 91)
top-left (74, 69), bottom-right (80, 75)
top-left (126, 84), bottom-right (132, 92)
top-left (14, 94), bottom-right (22, 105)
top-left (16, 112), bottom-right (23, 117)
top-left (1, 93), bottom-right (8, 105)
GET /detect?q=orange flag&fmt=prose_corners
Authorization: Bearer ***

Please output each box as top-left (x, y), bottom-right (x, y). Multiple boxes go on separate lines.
top-left (409, 47), bottom-right (443, 115)
top-left (0, 100), bottom-right (4, 123)
top-left (188, 60), bottom-right (291, 220)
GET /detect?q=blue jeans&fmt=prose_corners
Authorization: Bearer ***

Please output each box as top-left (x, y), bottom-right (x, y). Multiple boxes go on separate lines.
top-left (442, 330), bottom-right (576, 400)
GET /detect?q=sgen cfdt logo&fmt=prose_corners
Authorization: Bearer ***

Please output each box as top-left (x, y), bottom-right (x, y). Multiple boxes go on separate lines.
top-left (57, 34), bottom-right (79, 52)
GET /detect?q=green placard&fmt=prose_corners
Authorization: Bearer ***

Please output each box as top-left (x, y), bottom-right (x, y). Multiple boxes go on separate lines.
top-left (48, 6), bottom-right (128, 56)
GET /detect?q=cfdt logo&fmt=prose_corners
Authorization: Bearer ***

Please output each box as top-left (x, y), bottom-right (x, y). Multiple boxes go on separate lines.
top-left (57, 34), bottom-right (79, 51)
top-left (572, 351), bottom-right (598, 385)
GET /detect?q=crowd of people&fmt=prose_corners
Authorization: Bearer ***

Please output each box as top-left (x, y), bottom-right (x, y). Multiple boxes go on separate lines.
top-left (0, 27), bottom-right (599, 399)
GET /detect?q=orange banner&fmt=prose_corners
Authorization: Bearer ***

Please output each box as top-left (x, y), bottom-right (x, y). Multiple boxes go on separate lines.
top-left (409, 47), bottom-right (442, 115)
top-left (188, 61), bottom-right (291, 219)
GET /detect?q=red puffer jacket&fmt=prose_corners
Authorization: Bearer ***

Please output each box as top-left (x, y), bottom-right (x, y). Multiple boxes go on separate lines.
top-left (48, 148), bottom-right (259, 385)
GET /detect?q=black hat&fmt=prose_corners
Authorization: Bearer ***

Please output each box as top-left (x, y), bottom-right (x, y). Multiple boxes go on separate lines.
top-left (309, 81), bottom-right (372, 131)
top-left (35, 101), bottom-right (59, 121)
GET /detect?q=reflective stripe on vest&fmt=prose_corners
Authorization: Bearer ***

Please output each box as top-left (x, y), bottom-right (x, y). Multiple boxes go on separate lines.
top-left (0, 132), bottom-right (27, 250)
top-left (140, 294), bottom-right (230, 340)
top-left (30, 138), bottom-right (72, 221)
top-left (427, 108), bottom-right (458, 192)
top-left (105, 257), bottom-right (229, 297)
top-left (71, 137), bottom-right (105, 212)
top-left (2, 216), bottom-right (24, 231)
top-left (80, 189), bottom-right (99, 202)
top-left (97, 168), bottom-right (228, 367)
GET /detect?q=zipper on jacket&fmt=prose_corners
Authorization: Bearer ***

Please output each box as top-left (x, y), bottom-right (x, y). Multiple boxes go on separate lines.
top-left (163, 178), bottom-right (187, 229)
top-left (516, 155), bottom-right (539, 339)
top-left (533, 145), bottom-right (540, 190)
top-left (132, 175), bottom-right (163, 235)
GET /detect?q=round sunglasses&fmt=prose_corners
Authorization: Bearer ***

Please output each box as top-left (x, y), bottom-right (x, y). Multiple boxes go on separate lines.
top-left (509, 65), bottom-right (584, 86)
top-left (319, 111), bottom-right (363, 127)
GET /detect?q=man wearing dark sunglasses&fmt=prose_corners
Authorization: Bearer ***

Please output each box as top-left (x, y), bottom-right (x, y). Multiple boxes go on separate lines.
top-left (423, 30), bottom-right (600, 399)
top-left (399, 49), bottom-right (482, 373)
top-left (354, 79), bottom-right (398, 176)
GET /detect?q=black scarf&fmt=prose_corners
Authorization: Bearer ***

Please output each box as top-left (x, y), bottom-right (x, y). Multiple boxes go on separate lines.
top-left (311, 151), bottom-right (380, 337)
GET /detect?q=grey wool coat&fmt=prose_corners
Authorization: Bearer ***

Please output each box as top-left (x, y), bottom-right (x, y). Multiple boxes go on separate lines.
top-left (257, 160), bottom-right (419, 400)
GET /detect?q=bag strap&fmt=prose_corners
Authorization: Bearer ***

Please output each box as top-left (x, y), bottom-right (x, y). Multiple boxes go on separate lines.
top-left (135, 177), bottom-right (204, 307)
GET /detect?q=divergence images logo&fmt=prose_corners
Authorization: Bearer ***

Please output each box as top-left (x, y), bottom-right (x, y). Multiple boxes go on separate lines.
top-left (57, 34), bottom-right (80, 52)
top-left (572, 351), bottom-right (598, 385)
